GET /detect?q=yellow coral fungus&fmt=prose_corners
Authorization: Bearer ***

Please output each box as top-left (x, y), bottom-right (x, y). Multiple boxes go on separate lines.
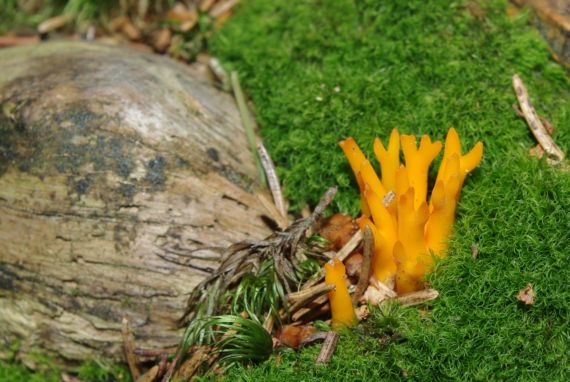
top-left (340, 128), bottom-right (482, 294)
top-left (425, 177), bottom-right (461, 255)
top-left (339, 137), bottom-right (372, 216)
top-left (436, 128), bottom-right (483, 192)
top-left (324, 258), bottom-right (357, 328)
top-left (356, 192), bottom-right (397, 287)
top-left (401, 134), bottom-right (442, 208)
top-left (374, 128), bottom-right (400, 193)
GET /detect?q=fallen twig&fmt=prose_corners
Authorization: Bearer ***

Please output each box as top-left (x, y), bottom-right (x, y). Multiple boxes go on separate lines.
top-left (136, 365), bottom-right (158, 382)
top-left (257, 139), bottom-right (287, 219)
top-left (299, 331), bottom-right (329, 348)
top-left (37, 14), bottom-right (72, 34)
top-left (210, 0), bottom-right (240, 18)
top-left (512, 104), bottom-right (554, 134)
top-left (284, 283), bottom-right (334, 320)
top-left (199, 0), bottom-right (217, 12)
top-left (369, 278), bottom-right (397, 299)
top-left (291, 294), bottom-right (329, 322)
top-left (134, 348), bottom-right (176, 357)
top-left (172, 346), bottom-right (213, 381)
top-left (121, 317), bottom-right (140, 381)
top-left (512, 104), bottom-right (555, 159)
top-left (471, 243), bottom-right (478, 259)
top-left (316, 331), bottom-right (340, 364)
top-left (287, 282), bottom-right (331, 302)
top-left (157, 355), bottom-right (168, 380)
top-left (394, 289), bottom-right (439, 307)
top-left (160, 351), bottom-right (181, 382)
top-left (336, 230), bottom-right (363, 262)
top-left (512, 74), bottom-right (565, 164)
top-left (352, 225), bottom-right (372, 305)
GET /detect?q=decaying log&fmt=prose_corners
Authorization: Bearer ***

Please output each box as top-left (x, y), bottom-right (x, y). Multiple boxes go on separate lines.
top-left (0, 41), bottom-right (271, 366)
top-left (512, 0), bottom-right (570, 67)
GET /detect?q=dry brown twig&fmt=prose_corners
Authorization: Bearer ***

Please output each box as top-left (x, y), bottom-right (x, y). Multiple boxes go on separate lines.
top-left (315, 331), bottom-right (340, 364)
top-left (160, 352), bottom-right (181, 382)
top-left (284, 283), bottom-right (334, 320)
top-left (136, 365), bottom-right (158, 382)
top-left (172, 346), bottom-right (214, 381)
top-left (257, 139), bottom-right (287, 220)
top-left (291, 294), bottom-right (329, 322)
top-left (352, 225), bottom-right (373, 305)
top-left (395, 289), bottom-right (439, 307)
top-left (210, 0), bottom-right (240, 18)
top-left (335, 230), bottom-right (363, 262)
top-left (512, 102), bottom-right (556, 159)
top-left (512, 74), bottom-right (565, 165)
top-left (37, 14), bottom-right (72, 34)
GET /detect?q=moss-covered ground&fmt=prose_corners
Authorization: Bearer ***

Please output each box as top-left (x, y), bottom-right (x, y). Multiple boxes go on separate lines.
top-left (1, 0), bottom-right (569, 380)
top-left (207, 0), bottom-right (569, 380)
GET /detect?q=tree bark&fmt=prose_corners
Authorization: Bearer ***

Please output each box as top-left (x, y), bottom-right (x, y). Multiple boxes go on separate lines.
top-left (0, 41), bottom-right (271, 366)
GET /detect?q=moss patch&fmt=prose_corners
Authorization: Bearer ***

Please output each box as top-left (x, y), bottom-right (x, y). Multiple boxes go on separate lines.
top-left (209, 0), bottom-right (570, 380)
top-left (211, 0), bottom-right (569, 212)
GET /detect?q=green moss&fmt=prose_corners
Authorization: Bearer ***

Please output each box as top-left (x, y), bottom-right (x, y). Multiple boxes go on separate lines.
top-left (0, 363), bottom-right (60, 382)
top-left (209, 0), bottom-right (570, 380)
top-left (210, 0), bottom-right (569, 213)
top-left (76, 360), bottom-right (130, 382)
top-left (0, 359), bottom-right (130, 382)
top-left (0, 0), bottom-right (64, 34)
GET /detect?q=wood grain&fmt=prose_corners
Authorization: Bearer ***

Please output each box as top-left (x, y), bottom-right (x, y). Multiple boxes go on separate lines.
top-left (0, 41), bottom-right (271, 366)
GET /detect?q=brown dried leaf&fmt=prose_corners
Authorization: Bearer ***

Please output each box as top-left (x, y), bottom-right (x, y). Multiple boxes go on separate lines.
top-left (151, 28), bottom-right (172, 53)
top-left (319, 213), bottom-right (357, 251)
top-left (517, 283), bottom-right (535, 305)
top-left (121, 20), bottom-right (142, 41)
top-left (167, 4), bottom-right (198, 32)
top-left (37, 14), bottom-right (71, 34)
top-left (344, 252), bottom-right (363, 278)
top-left (210, 0), bottom-right (240, 18)
top-left (276, 324), bottom-right (316, 349)
top-left (199, 0), bottom-right (217, 12)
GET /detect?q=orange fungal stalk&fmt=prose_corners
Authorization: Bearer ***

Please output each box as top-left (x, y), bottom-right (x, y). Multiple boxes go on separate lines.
top-left (339, 128), bottom-right (482, 295)
top-left (324, 258), bottom-right (357, 328)
top-left (374, 128), bottom-right (400, 193)
top-left (401, 134), bottom-right (442, 208)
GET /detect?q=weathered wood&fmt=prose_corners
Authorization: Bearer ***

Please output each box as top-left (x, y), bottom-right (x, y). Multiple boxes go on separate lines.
top-left (0, 41), bottom-right (271, 366)
top-left (513, 0), bottom-right (570, 67)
